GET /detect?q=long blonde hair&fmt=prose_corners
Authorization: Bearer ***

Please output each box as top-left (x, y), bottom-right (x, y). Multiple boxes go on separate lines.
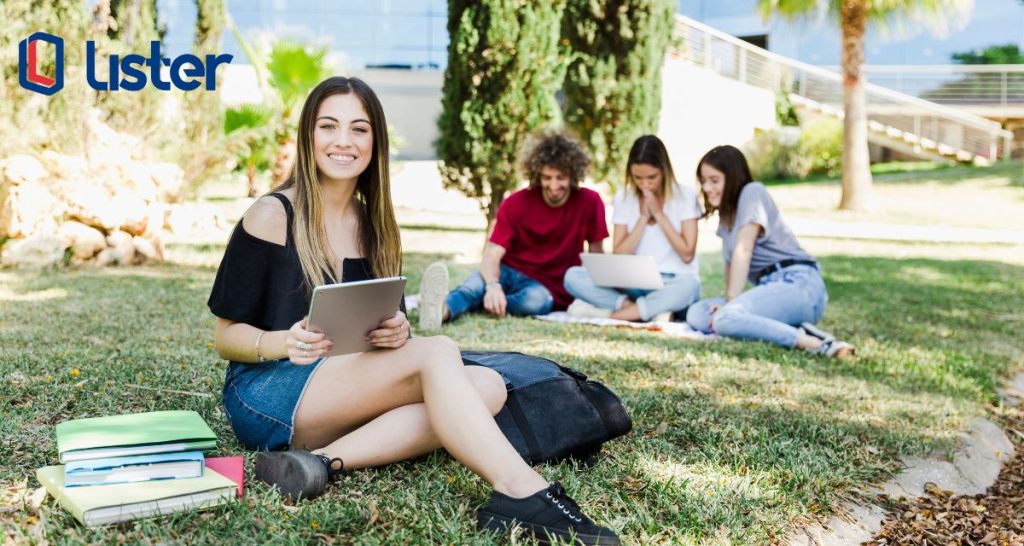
top-left (273, 77), bottom-right (402, 289)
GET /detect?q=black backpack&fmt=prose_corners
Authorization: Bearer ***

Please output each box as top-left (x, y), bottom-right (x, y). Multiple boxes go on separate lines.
top-left (461, 351), bottom-right (632, 466)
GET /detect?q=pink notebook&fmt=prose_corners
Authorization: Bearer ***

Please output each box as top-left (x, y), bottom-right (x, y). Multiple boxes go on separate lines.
top-left (205, 456), bottom-right (244, 498)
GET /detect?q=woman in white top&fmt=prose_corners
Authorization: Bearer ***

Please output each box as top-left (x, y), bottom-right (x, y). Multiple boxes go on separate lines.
top-left (564, 135), bottom-right (701, 322)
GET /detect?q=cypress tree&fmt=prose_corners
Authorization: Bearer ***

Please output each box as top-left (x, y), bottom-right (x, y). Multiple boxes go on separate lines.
top-left (182, 0), bottom-right (228, 188)
top-left (437, 0), bottom-right (568, 232)
top-left (561, 0), bottom-right (674, 189)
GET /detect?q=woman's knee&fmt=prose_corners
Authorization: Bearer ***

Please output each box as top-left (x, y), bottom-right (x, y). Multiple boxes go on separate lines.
top-left (407, 336), bottom-right (461, 372)
top-left (467, 366), bottom-right (508, 415)
top-left (709, 305), bottom-right (743, 335)
top-left (563, 266), bottom-right (587, 291)
top-left (685, 302), bottom-right (713, 332)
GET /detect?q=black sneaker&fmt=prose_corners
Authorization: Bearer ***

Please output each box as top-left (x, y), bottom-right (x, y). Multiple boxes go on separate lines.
top-left (254, 450), bottom-right (345, 501)
top-left (477, 482), bottom-right (620, 545)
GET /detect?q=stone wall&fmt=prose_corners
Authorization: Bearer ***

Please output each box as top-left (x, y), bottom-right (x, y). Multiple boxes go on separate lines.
top-left (0, 109), bottom-right (225, 268)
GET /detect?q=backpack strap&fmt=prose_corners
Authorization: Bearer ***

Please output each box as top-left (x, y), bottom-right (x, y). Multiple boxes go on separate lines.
top-left (503, 394), bottom-right (542, 463)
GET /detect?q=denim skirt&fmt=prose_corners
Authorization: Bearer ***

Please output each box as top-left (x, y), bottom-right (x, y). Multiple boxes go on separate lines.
top-left (222, 358), bottom-right (324, 451)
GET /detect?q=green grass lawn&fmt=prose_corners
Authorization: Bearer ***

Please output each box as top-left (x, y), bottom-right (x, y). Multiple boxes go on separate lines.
top-left (2, 231), bottom-right (1022, 544)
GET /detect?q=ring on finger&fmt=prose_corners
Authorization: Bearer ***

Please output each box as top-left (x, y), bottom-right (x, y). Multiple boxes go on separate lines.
top-left (296, 341), bottom-right (312, 351)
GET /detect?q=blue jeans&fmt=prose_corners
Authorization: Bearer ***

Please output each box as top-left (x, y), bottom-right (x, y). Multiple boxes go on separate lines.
top-left (685, 264), bottom-right (827, 347)
top-left (446, 264), bottom-right (554, 321)
top-left (563, 266), bottom-right (701, 321)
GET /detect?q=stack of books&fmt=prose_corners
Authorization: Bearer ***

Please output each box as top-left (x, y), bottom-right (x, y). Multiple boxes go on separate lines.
top-left (36, 410), bottom-right (243, 527)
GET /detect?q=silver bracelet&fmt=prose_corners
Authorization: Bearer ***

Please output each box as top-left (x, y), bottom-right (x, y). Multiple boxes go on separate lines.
top-left (255, 330), bottom-right (267, 362)
top-left (485, 281), bottom-right (502, 291)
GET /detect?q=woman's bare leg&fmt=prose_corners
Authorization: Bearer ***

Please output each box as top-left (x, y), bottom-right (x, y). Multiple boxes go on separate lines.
top-left (294, 366), bottom-right (507, 468)
top-left (292, 336), bottom-right (547, 498)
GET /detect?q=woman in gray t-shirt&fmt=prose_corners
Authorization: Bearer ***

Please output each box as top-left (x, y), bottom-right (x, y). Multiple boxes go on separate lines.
top-left (685, 145), bottom-right (854, 357)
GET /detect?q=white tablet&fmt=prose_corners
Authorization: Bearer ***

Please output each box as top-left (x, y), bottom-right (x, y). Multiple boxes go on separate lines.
top-left (580, 253), bottom-right (664, 290)
top-left (307, 276), bottom-right (407, 357)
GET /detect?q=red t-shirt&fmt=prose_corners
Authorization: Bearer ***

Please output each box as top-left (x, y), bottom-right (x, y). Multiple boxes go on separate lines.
top-left (490, 186), bottom-right (609, 309)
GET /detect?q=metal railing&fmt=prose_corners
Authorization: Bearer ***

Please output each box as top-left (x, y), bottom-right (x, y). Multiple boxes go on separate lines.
top-left (857, 64), bottom-right (1024, 107)
top-left (671, 15), bottom-right (1015, 162)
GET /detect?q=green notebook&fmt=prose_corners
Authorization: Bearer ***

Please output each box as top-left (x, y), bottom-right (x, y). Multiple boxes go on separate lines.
top-left (36, 465), bottom-right (236, 527)
top-left (56, 410), bottom-right (217, 463)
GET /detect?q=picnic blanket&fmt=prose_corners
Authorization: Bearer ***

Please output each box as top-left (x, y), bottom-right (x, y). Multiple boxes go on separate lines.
top-left (532, 312), bottom-right (717, 340)
top-left (407, 295), bottom-right (716, 340)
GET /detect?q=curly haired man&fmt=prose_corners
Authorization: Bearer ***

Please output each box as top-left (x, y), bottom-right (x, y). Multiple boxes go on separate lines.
top-left (419, 133), bottom-right (608, 328)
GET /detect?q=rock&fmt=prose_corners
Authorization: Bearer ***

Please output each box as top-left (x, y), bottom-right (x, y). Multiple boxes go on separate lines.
top-left (142, 202), bottom-right (167, 237)
top-left (1, 154), bottom-right (47, 185)
top-left (105, 230), bottom-right (136, 265)
top-left (111, 192), bottom-right (150, 235)
top-left (952, 418), bottom-right (1016, 492)
top-left (796, 502), bottom-right (886, 546)
top-left (39, 150), bottom-right (89, 181)
top-left (132, 235), bottom-right (162, 262)
top-left (149, 162), bottom-right (186, 203)
top-left (119, 162), bottom-right (159, 203)
top-left (57, 221), bottom-right (106, 260)
top-left (0, 183), bottom-right (63, 238)
top-left (0, 235), bottom-right (67, 268)
top-left (37, 151), bottom-right (88, 198)
top-left (93, 247), bottom-right (116, 267)
top-left (66, 184), bottom-right (122, 231)
top-left (165, 203), bottom-right (226, 238)
top-left (882, 456), bottom-right (978, 498)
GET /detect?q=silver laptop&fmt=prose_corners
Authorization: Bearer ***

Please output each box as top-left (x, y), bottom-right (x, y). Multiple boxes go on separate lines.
top-left (579, 253), bottom-right (664, 290)
top-left (307, 276), bottom-right (407, 356)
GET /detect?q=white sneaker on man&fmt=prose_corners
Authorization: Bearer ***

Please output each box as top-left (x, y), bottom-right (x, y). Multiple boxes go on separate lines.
top-left (418, 262), bottom-right (449, 331)
top-left (566, 299), bottom-right (612, 319)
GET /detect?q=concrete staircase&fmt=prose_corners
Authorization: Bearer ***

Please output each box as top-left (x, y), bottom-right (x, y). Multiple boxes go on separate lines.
top-left (671, 15), bottom-right (1014, 165)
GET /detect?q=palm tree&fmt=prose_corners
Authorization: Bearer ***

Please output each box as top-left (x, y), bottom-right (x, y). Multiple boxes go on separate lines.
top-left (758, 0), bottom-right (973, 211)
top-left (224, 104), bottom-right (276, 197)
top-left (224, 10), bottom-right (331, 188)
top-left (264, 41), bottom-right (331, 186)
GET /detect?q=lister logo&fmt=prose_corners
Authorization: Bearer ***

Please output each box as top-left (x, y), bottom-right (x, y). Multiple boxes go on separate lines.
top-left (19, 32), bottom-right (64, 96)
top-left (18, 32), bottom-right (232, 95)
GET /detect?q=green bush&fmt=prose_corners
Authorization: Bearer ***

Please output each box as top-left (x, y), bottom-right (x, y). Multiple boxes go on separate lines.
top-left (797, 118), bottom-right (843, 177)
top-left (745, 118), bottom-right (842, 181)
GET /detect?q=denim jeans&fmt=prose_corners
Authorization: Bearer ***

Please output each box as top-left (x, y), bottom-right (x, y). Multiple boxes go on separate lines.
top-left (446, 264), bottom-right (554, 321)
top-left (685, 264), bottom-right (827, 347)
top-left (563, 265), bottom-right (701, 321)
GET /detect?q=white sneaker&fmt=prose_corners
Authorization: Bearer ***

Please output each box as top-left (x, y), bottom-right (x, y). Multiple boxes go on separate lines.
top-left (566, 299), bottom-right (612, 319)
top-left (812, 339), bottom-right (856, 358)
top-left (650, 311), bottom-right (672, 323)
top-left (418, 262), bottom-right (449, 331)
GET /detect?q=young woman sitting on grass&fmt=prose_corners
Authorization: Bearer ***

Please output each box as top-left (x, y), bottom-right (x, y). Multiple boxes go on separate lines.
top-left (564, 135), bottom-right (702, 322)
top-left (207, 77), bottom-right (619, 545)
top-left (685, 145), bottom-right (854, 357)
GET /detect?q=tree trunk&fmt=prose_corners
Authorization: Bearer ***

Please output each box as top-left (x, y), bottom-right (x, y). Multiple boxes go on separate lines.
top-left (246, 164), bottom-right (258, 198)
top-left (839, 0), bottom-right (872, 211)
top-left (272, 138), bottom-right (296, 186)
top-left (482, 190), bottom-right (506, 249)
